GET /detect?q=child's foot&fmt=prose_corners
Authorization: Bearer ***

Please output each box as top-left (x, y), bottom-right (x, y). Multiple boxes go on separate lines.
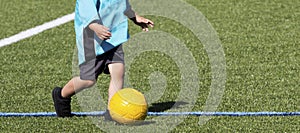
top-left (52, 87), bottom-right (72, 117)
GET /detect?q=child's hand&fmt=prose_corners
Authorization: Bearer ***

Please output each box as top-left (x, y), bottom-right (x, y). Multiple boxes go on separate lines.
top-left (131, 14), bottom-right (154, 32)
top-left (89, 23), bottom-right (112, 40)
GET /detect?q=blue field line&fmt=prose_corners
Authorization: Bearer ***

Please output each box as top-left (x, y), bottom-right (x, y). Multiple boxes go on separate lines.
top-left (0, 111), bottom-right (300, 117)
top-left (147, 112), bottom-right (300, 116)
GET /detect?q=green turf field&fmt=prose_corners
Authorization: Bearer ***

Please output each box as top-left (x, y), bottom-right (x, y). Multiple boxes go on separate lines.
top-left (0, 0), bottom-right (299, 132)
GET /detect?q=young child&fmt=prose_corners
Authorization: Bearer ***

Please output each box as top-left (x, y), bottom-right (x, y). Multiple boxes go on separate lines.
top-left (52, 0), bottom-right (154, 117)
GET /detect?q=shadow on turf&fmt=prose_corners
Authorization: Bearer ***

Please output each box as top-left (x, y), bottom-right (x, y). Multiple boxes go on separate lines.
top-left (100, 101), bottom-right (189, 126)
top-left (148, 101), bottom-right (188, 112)
top-left (114, 120), bottom-right (156, 126)
top-left (69, 101), bottom-right (187, 117)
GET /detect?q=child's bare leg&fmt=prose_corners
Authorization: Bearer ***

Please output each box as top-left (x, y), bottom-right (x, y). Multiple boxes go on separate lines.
top-left (108, 63), bottom-right (125, 101)
top-left (61, 77), bottom-right (96, 98)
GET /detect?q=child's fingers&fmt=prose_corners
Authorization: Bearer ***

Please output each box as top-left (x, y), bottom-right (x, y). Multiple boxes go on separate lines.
top-left (147, 20), bottom-right (154, 27)
top-left (101, 35), bottom-right (110, 40)
top-left (102, 28), bottom-right (112, 36)
top-left (96, 31), bottom-right (111, 40)
top-left (101, 25), bottom-right (110, 31)
top-left (100, 25), bottom-right (111, 36)
top-left (142, 26), bottom-right (149, 32)
top-left (101, 27), bottom-right (111, 35)
top-left (105, 31), bottom-right (112, 37)
top-left (103, 33), bottom-right (111, 40)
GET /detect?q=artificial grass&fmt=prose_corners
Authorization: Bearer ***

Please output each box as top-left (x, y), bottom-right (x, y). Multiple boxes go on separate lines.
top-left (0, 0), bottom-right (299, 132)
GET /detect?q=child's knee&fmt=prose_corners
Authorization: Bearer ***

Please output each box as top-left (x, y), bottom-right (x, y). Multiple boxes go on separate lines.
top-left (83, 80), bottom-right (96, 88)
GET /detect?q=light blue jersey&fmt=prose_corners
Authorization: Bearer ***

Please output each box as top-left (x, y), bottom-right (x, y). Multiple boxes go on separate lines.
top-left (74, 0), bottom-right (135, 65)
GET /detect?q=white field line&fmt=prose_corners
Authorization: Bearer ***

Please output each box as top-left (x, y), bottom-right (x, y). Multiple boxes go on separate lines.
top-left (0, 12), bottom-right (75, 48)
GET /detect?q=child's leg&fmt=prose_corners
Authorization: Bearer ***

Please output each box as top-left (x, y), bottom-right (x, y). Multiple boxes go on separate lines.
top-left (61, 77), bottom-right (96, 98)
top-left (107, 63), bottom-right (125, 101)
top-left (52, 77), bottom-right (96, 117)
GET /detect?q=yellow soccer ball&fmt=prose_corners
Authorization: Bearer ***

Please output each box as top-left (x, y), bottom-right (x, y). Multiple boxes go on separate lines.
top-left (108, 88), bottom-right (148, 124)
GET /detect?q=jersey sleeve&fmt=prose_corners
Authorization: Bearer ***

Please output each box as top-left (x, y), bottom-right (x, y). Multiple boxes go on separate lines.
top-left (76, 0), bottom-right (100, 28)
top-left (124, 0), bottom-right (136, 18)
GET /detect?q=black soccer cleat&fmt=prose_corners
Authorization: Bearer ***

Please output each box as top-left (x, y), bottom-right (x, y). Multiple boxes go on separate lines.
top-left (104, 109), bottom-right (113, 121)
top-left (52, 87), bottom-right (72, 117)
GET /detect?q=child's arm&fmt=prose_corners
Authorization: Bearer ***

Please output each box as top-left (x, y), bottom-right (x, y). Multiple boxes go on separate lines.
top-left (124, 0), bottom-right (154, 31)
